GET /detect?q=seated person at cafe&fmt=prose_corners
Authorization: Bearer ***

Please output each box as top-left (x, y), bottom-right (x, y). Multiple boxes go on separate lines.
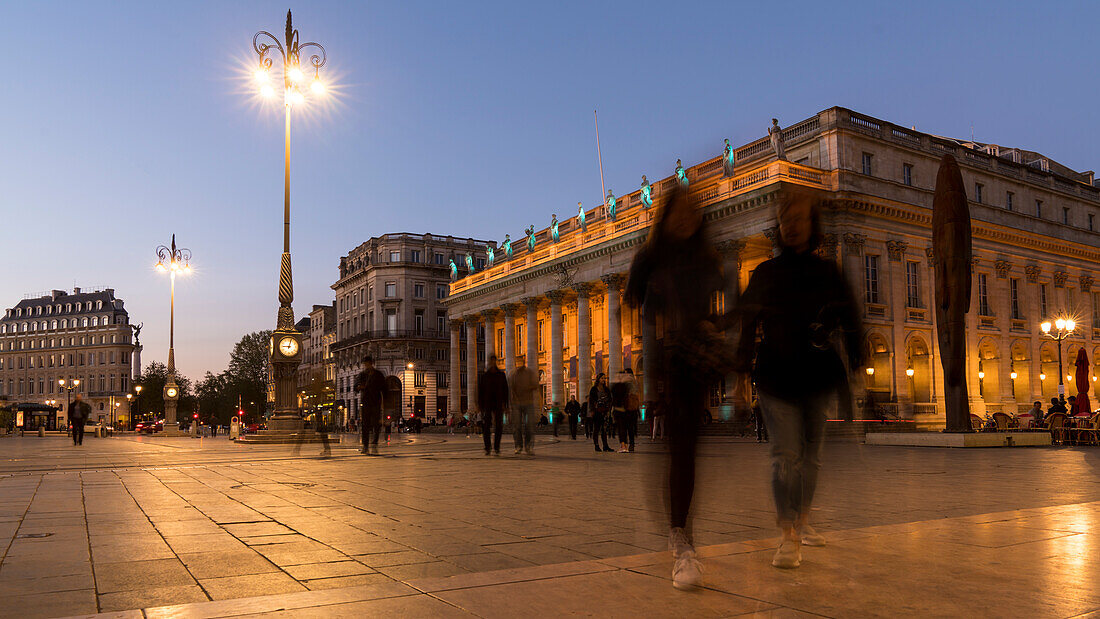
top-left (1067, 396), bottom-right (1078, 415)
top-left (1025, 400), bottom-right (1043, 424)
top-left (1048, 397), bottom-right (1068, 417)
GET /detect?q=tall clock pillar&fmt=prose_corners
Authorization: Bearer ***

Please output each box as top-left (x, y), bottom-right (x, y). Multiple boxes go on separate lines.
top-left (268, 330), bottom-right (304, 431)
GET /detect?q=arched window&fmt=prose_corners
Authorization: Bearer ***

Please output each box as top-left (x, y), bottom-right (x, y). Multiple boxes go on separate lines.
top-left (91, 317), bottom-right (98, 327)
top-left (61, 319), bottom-right (67, 329)
top-left (46, 306), bottom-right (51, 315)
top-left (96, 301), bottom-right (103, 310)
top-left (66, 304), bottom-right (71, 312)
top-left (51, 320), bottom-right (57, 329)
top-left (81, 318), bottom-right (88, 327)
top-left (75, 303), bottom-right (82, 312)
top-left (56, 305), bottom-right (61, 314)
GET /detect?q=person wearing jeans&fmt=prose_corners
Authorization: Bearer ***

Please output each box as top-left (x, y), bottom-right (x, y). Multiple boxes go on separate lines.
top-left (735, 186), bottom-right (863, 569)
top-left (477, 355), bottom-right (508, 455)
top-left (509, 358), bottom-right (539, 455)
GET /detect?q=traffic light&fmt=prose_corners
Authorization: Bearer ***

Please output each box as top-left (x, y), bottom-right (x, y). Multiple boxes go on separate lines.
top-left (193, 413), bottom-right (198, 419)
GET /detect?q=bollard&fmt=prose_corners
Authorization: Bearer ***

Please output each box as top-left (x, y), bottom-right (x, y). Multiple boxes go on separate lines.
top-left (38, 427), bottom-right (45, 437)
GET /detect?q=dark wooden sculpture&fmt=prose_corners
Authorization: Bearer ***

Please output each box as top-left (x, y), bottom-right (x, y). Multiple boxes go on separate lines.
top-left (933, 154), bottom-right (973, 432)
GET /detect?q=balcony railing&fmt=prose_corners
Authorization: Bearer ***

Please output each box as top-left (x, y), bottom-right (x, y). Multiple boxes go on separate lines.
top-left (450, 159), bottom-right (829, 296)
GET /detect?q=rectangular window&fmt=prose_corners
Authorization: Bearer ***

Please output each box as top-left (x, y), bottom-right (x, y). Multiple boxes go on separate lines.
top-left (537, 320), bottom-right (545, 352)
top-left (902, 164), bottom-right (912, 186)
top-left (409, 249), bottom-right (421, 263)
top-left (436, 371), bottom-right (448, 387)
top-left (1036, 199), bottom-right (1043, 218)
top-left (413, 347), bottom-right (424, 360)
top-left (863, 255), bottom-right (880, 304)
top-left (436, 284), bottom-right (448, 299)
top-left (1093, 292), bottom-right (1100, 329)
top-left (435, 349), bottom-right (447, 361)
top-left (1006, 191), bottom-right (1014, 211)
top-left (368, 285), bottom-right (373, 301)
top-left (434, 252), bottom-right (445, 265)
top-left (1040, 284), bottom-right (1049, 318)
top-left (475, 257), bottom-right (486, 270)
top-left (389, 251), bottom-right (400, 262)
top-left (975, 183), bottom-right (983, 204)
top-left (385, 309), bottom-right (397, 336)
top-left (385, 282), bottom-right (396, 297)
top-left (414, 371), bottom-right (426, 388)
top-left (906, 261), bottom-right (920, 307)
top-left (978, 273), bottom-right (991, 316)
top-left (861, 152), bottom-right (873, 176)
top-left (413, 283), bottom-right (425, 298)
top-left (414, 310), bottom-right (424, 334)
top-left (1011, 279), bottom-right (1021, 319)
top-left (437, 311), bottom-right (446, 334)
top-left (1063, 207), bottom-right (1071, 225)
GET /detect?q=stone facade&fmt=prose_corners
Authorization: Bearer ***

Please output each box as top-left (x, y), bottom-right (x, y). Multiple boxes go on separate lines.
top-left (444, 106), bottom-right (1100, 428)
top-left (331, 233), bottom-right (495, 423)
top-left (0, 288), bottom-right (136, 428)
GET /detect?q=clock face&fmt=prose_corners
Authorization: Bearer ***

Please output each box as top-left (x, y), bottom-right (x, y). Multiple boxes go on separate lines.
top-left (166, 387), bottom-right (178, 398)
top-left (279, 336), bottom-right (299, 357)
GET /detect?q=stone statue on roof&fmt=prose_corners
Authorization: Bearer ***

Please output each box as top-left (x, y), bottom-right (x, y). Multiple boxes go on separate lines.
top-left (769, 118), bottom-right (787, 161)
top-left (526, 225), bottom-right (536, 252)
top-left (550, 214), bottom-right (560, 242)
top-left (465, 253), bottom-right (475, 274)
top-left (486, 245), bottom-right (495, 267)
top-left (578, 202), bottom-right (587, 232)
top-left (640, 175), bottom-right (652, 208)
top-left (675, 159), bottom-right (689, 187)
top-left (606, 190), bottom-right (617, 221)
top-left (502, 234), bottom-right (513, 259)
top-left (449, 259), bottom-right (458, 281)
top-left (723, 138), bottom-right (735, 176)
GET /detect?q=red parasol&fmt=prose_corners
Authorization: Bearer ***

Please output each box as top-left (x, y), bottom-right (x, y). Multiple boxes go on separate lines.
top-left (1074, 348), bottom-right (1091, 416)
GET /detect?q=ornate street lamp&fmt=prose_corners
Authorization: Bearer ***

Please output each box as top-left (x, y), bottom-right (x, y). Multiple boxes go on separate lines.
top-left (155, 235), bottom-right (192, 432)
top-left (250, 11), bottom-right (326, 432)
top-left (58, 379), bottom-right (80, 431)
top-left (1040, 317), bottom-right (1075, 402)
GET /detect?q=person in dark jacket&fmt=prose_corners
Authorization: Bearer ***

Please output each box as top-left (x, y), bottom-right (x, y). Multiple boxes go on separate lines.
top-left (477, 355), bottom-right (509, 455)
top-left (588, 374), bottom-right (613, 453)
top-left (69, 393), bottom-right (91, 446)
top-left (625, 186), bottom-right (724, 590)
top-left (734, 185), bottom-right (863, 570)
top-left (564, 395), bottom-right (581, 440)
top-left (355, 355), bottom-right (387, 455)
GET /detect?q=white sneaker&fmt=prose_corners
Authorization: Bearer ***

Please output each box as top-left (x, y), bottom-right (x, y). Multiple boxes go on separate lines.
top-left (799, 524), bottom-right (826, 547)
top-left (772, 539), bottom-right (802, 569)
top-left (672, 550), bottom-right (703, 590)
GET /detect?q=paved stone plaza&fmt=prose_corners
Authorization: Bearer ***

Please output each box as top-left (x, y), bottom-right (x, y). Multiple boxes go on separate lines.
top-left (1, 432), bottom-right (1099, 617)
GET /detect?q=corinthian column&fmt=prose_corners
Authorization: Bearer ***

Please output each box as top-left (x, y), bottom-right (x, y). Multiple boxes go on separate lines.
top-left (523, 297), bottom-right (539, 368)
top-left (449, 319), bottom-right (461, 415)
top-left (575, 284), bottom-right (592, 398)
top-left (502, 304), bottom-right (518, 377)
top-left (548, 290), bottom-right (565, 408)
top-left (482, 309), bottom-right (498, 367)
top-left (603, 274), bottom-right (624, 377)
top-left (466, 319), bottom-right (479, 413)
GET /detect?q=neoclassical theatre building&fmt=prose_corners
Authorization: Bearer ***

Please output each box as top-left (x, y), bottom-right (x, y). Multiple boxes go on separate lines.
top-left (443, 106), bottom-right (1100, 428)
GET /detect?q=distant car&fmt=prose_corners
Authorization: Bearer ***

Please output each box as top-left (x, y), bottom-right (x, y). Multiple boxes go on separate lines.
top-left (83, 421), bottom-right (113, 436)
top-left (135, 421), bottom-right (164, 434)
top-left (245, 423), bottom-right (261, 434)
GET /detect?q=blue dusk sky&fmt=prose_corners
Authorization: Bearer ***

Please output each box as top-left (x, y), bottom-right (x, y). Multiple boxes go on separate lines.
top-left (3, 1), bottom-right (1098, 380)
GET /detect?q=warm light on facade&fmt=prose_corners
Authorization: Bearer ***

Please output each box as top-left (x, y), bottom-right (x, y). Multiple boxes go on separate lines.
top-left (865, 367), bottom-right (874, 376)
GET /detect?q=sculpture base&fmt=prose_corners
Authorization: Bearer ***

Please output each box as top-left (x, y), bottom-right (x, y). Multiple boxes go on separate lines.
top-left (267, 413), bottom-right (304, 432)
top-left (235, 430), bottom-right (329, 445)
top-left (866, 431), bottom-right (1051, 448)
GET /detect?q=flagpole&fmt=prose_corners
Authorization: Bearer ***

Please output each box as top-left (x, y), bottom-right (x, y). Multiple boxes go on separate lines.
top-left (595, 110), bottom-right (606, 204)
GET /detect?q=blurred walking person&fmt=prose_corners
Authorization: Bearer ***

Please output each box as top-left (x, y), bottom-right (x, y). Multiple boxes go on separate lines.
top-left (735, 186), bottom-right (863, 569)
top-left (565, 395), bottom-right (580, 440)
top-left (624, 368), bottom-right (641, 452)
top-left (611, 373), bottom-right (632, 452)
top-left (355, 356), bottom-right (387, 456)
top-left (588, 373), bottom-right (613, 452)
top-left (625, 186), bottom-right (728, 590)
top-left (477, 355), bottom-right (508, 456)
top-left (510, 357), bottom-right (539, 455)
top-left (69, 393), bottom-right (91, 446)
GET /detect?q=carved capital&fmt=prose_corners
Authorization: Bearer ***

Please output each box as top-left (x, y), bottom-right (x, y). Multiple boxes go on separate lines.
top-left (573, 282), bottom-right (593, 298)
top-left (994, 260), bottom-right (1012, 279)
top-left (1053, 271), bottom-right (1069, 288)
top-left (600, 273), bottom-right (625, 290)
top-left (843, 232), bottom-right (866, 256)
top-left (547, 290), bottom-right (566, 305)
top-left (763, 227), bottom-right (779, 248)
top-left (499, 303), bottom-right (522, 316)
top-left (714, 239), bottom-right (746, 263)
top-left (520, 296), bottom-right (541, 309)
top-left (449, 319), bottom-right (464, 330)
top-left (1024, 265), bottom-right (1041, 283)
top-left (480, 309), bottom-right (499, 323)
top-left (924, 246), bottom-right (935, 267)
top-left (814, 233), bottom-right (839, 261)
top-left (1080, 274), bottom-right (1094, 293)
top-left (885, 239), bottom-right (908, 261)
